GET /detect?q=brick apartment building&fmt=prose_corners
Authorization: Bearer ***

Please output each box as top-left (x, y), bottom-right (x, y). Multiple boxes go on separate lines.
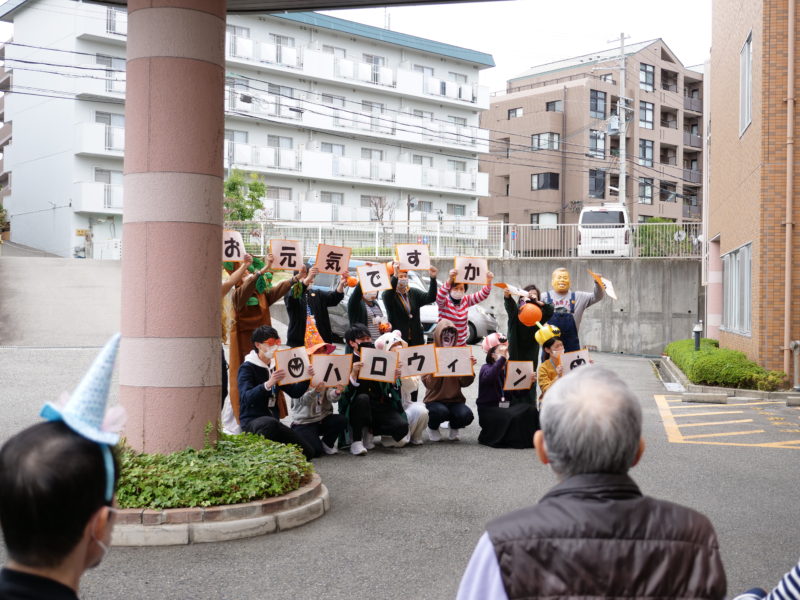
top-left (706, 0), bottom-right (800, 375)
top-left (480, 39), bottom-right (703, 228)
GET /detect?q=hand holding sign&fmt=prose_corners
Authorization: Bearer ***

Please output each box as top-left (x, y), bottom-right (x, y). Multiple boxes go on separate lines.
top-left (454, 257), bottom-right (489, 285)
top-left (315, 244), bottom-right (352, 275)
top-left (503, 360), bottom-right (535, 390)
top-left (396, 244), bottom-right (431, 271)
top-left (359, 347), bottom-right (399, 383)
top-left (269, 240), bottom-right (303, 271)
top-left (310, 354), bottom-right (352, 388)
top-left (274, 347), bottom-right (311, 384)
top-left (356, 263), bottom-right (392, 294)
top-left (222, 230), bottom-right (246, 261)
top-left (434, 347), bottom-right (474, 377)
top-left (588, 269), bottom-right (617, 300)
top-left (398, 344), bottom-right (436, 377)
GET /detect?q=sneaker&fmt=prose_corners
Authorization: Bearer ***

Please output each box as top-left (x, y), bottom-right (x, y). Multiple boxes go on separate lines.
top-left (321, 441), bottom-right (338, 455)
top-left (363, 428), bottom-right (375, 450)
top-left (410, 437), bottom-right (424, 446)
top-left (350, 440), bottom-right (367, 456)
top-left (427, 427), bottom-right (442, 442)
top-left (440, 421), bottom-right (450, 429)
top-left (449, 428), bottom-right (461, 441)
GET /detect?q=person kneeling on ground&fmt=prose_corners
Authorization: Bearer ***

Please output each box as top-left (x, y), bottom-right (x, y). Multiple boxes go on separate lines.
top-left (537, 333), bottom-right (565, 402)
top-left (341, 324), bottom-right (409, 456)
top-left (458, 365), bottom-right (726, 600)
top-left (422, 319), bottom-right (476, 442)
top-left (237, 325), bottom-right (316, 460)
top-left (375, 330), bottom-right (429, 446)
top-left (476, 333), bottom-right (539, 449)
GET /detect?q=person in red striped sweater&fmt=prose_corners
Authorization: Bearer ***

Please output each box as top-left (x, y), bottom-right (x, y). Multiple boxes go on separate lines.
top-left (437, 268), bottom-right (494, 346)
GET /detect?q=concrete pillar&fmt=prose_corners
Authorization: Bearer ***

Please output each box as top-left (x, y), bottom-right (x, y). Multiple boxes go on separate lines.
top-left (120, 0), bottom-right (226, 453)
top-left (706, 238), bottom-right (723, 339)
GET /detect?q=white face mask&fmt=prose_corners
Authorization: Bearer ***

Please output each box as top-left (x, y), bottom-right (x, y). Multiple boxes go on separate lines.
top-left (259, 345), bottom-right (277, 361)
top-left (364, 292), bottom-right (378, 302)
top-left (450, 290), bottom-right (465, 301)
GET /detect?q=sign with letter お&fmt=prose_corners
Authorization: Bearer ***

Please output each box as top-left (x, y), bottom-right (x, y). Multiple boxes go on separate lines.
top-left (454, 256), bottom-right (489, 285)
top-left (222, 230), bottom-right (246, 261)
top-left (314, 244), bottom-right (351, 275)
top-left (274, 346), bottom-right (311, 384)
top-left (562, 348), bottom-right (590, 372)
top-left (269, 239), bottom-right (303, 271)
top-left (356, 263), bottom-right (392, 294)
top-left (398, 344), bottom-right (437, 378)
top-left (503, 360), bottom-right (535, 391)
top-left (359, 347), bottom-right (398, 383)
top-left (434, 346), bottom-right (474, 377)
top-left (310, 354), bottom-right (352, 388)
top-left (396, 244), bottom-right (431, 271)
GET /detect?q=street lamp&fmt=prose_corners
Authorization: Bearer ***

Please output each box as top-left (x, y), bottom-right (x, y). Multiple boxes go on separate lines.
top-left (693, 320), bottom-right (703, 351)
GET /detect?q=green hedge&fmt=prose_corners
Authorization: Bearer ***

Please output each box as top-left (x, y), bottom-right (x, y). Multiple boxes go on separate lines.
top-left (116, 430), bottom-right (313, 509)
top-left (664, 338), bottom-right (788, 391)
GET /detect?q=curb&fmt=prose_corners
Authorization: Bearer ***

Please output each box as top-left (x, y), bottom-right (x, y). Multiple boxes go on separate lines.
top-left (112, 474), bottom-right (329, 547)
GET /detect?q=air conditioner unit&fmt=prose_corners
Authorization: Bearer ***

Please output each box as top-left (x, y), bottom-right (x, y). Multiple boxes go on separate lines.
top-left (607, 115), bottom-right (620, 135)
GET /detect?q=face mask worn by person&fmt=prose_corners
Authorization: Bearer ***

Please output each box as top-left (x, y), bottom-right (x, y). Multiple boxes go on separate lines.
top-left (396, 279), bottom-right (409, 294)
top-left (364, 292), bottom-right (378, 302)
top-left (450, 290), bottom-right (465, 302)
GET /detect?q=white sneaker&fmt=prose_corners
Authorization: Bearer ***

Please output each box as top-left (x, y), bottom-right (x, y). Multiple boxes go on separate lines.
top-left (410, 437), bottom-right (424, 446)
top-left (363, 428), bottom-right (375, 450)
top-left (321, 441), bottom-right (338, 455)
top-left (440, 421), bottom-right (450, 429)
top-left (350, 440), bottom-right (367, 456)
top-left (449, 428), bottom-right (461, 441)
top-left (427, 427), bottom-right (442, 442)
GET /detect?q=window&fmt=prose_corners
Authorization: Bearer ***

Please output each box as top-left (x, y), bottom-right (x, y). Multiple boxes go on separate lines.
top-left (589, 89), bottom-right (606, 119)
top-left (225, 76), bottom-right (249, 104)
top-left (600, 73), bottom-right (613, 82)
top-left (740, 33), bottom-right (753, 133)
top-left (722, 243), bottom-right (751, 334)
top-left (639, 139), bottom-right (654, 167)
top-left (498, 137), bottom-right (511, 158)
top-left (96, 112), bottom-right (125, 150)
top-left (448, 72), bottom-right (468, 84)
top-left (268, 83), bottom-right (293, 98)
top-left (639, 101), bottom-right (654, 129)
top-left (94, 167), bottom-right (123, 185)
top-left (320, 191), bottom-right (344, 205)
top-left (640, 63), bottom-right (655, 91)
top-left (267, 135), bottom-right (293, 149)
top-left (413, 64), bottom-right (434, 77)
top-left (638, 177), bottom-right (653, 204)
top-left (413, 155), bottom-right (434, 167)
top-left (224, 128), bottom-right (247, 163)
top-left (448, 115), bottom-right (467, 126)
top-left (361, 194), bottom-right (386, 219)
top-left (531, 132), bottom-right (560, 151)
top-left (546, 100), bottom-right (563, 112)
top-left (361, 148), bottom-right (384, 161)
top-left (226, 24), bottom-right (250, 38)
top-left (413, 109), bottom-right (434, 121)
top-left (95, 168), bottom-right (123, 208)
top-left (589, 130), bottom-right (605, 158)
top-left (508, 107), bottom-right (523, 119)
top-left (588, 169), bottom-right (605, 198)
top-left (530, 212), bottom-right (558, 229)
top-left (362, 53), bottom-right (386, 83)
top-left (266, 186), bottom-right (291, 201)
top-left (417, 200), bottom-right (433, 213)
top-left (447, 159), bottom-right (467, 172)
top-left (447, 203), bottom-right (466, 216)
top-left (96, 53), bottom-right (125, 92)
top-left (660, 182), bottom-right (677, 202)
top-left (321, 142), bottom-right (345, 156)
top-left (321, 93), bottom-right (345, 107)
top-left (362, 100), bottom-right (384, 114)
top-left (269, 33), bottom-right (294, 47)
top-left (531, 172), bottom-right (559, 190)
top-left (95, 111), bottom-right (124, 127)
top-left (322, 44), bottom-right (346, 58)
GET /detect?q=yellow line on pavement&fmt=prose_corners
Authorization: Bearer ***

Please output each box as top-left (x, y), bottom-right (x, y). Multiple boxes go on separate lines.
top-left (678, 419), bottom-right (754, 428)
top-left (676, 439), bottom-right (800, 449)
top-left (653, 395), bottom-right (684, 442)
top-left (672, 411), bottom-right (744, 418)
top-left (682, 429), bottom-right (765, 440)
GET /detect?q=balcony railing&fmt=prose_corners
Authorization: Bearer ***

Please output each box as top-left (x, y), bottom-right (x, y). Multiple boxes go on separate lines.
top-left (106, 7), bottom-right (127, 35)
top-left (104, 184), bottom-right (123, 209)
top-left (683, 168), bottom-right (702, 183)
top-left (661, 82), bottom-right (678, 92)
top-left (225, 141), bottom-right (300, 171)
top-left (105, 125), bottom-right (125, 151)
top-left (683, 132), bottom-right (702, 148)
top-left (684, 96), bottom-right (702, 113)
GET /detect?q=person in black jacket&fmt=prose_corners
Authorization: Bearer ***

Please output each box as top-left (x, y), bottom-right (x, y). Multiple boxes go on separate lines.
top-left (347, 275), bottom-right (389, 341)
top-left (285, 263), bottom-right (348, 348)
top-left (382, 263), bottom-right (438, 347)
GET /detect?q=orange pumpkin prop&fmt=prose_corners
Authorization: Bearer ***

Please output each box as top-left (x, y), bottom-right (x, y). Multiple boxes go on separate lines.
top-left (518, 303), bottom-right (543, 327)
top-left (347, 276), bottom-right (358, 288)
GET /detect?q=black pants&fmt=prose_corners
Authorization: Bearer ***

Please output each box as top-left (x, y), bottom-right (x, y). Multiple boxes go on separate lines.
top-left (349, 393), bottom-right (409, 442)
top-left (292, 414), bottom-right (348, 458)
top-left (221, 348), bottom-right (228, 409)
top-left (242, 416), bottom-right (315, 460)
top-left (427, 401), bottom-right (474, 430)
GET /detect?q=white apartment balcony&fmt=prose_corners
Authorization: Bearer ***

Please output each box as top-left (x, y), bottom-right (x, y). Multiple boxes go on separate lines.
top-left (74, 67), bottom-right (125, 102)
top-left (76, 6), bottom-right (127, 46)
top-left (224, 141), bottom-right (300, 172)
top-left (75, 123), bottom-right (125, 158)
top-left (73, 182), bottom-right (123, 214)
top-left (265, 196), bottom-right (373, 222)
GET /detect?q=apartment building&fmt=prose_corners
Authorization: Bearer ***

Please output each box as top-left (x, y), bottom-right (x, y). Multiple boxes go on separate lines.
top-left (480, 39), bottom-right (703, 228)
top-left (705, 0), bottom-right (799, 374)
top-left (0, 0), bottom-right (493, 258)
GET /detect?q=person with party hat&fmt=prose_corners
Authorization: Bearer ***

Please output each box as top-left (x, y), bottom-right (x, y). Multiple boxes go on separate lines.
top-left (538, 330), bottom-right (566, 401)
top-left (0, 334), bottom-right (124, 599)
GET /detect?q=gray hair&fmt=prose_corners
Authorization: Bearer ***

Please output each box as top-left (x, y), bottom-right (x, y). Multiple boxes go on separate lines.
top-left (540, 366), bottom-right (642, 478)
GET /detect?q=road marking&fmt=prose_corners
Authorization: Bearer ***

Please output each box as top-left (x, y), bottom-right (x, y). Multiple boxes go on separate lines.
top-left (682, 429), bottom-right (765, 440)
top-left (678, 419), bottom-right (754, 428)
top-left (672, 410), bottom-right (744, 418)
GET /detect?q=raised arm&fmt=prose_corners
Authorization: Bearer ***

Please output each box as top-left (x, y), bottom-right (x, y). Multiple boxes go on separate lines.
top-left (221, 254), bottom-right (252, 298)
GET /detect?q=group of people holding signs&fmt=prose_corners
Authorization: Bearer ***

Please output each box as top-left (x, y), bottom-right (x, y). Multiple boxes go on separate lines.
top-left (221, 230), bottom-right (607, 457)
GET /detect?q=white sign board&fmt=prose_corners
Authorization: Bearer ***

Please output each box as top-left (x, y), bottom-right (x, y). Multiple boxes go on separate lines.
top-left (222, 230), bottom-right (246, 261)
top-left (563, 349), bottom-right (591, 372)
top-left (269, 239), bottom-right (303, 271)
top-left (398, 344), bottom-right (437, 378)
top-left (356, 263), bottom-right (392, 294)
top-left (434, 346), bottom-right (474, 377)
top-left (396, 244), bottom-right (431, 271)
top-left (503, 360), bottom-right (535, 391)
top-left (310, 354), bottom-right (352, 388)
top-left (454, 256), bottom-right (489, 286)
top-left (359, 347), bottom-right (399, 383)
top-left (274, 346), bottom-right (311, 384)
top-left (314, 244), bottom-right (351, 275)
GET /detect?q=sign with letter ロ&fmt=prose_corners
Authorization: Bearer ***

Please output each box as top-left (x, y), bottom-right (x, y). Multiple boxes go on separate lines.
top-left (314, 244), bottom-right (351, 275)
top-left (222, 230), bottom-right (246, 261)
top-left (503, 360), bottom-right (535, 391)
top-left (454, 256), bottom-right (489, 285)
top-left (563, 349), bottom-right (591, 372)
top-left (396, 244), bottom-right (431, 271)
top-left (269, 239), bottom-right (303, 271)
top-left (274, 346), bottom-right (311, 384)
top-left (359, 347), bottom-right (399, 383)
top-left (310, 354), bottom-right (352, 388)
top-left (434, 346), bottom-right (474, 377)
top-left (356, 263), bottom-right (392, 294)
top-left (398, 344), bottom-right (437, 378)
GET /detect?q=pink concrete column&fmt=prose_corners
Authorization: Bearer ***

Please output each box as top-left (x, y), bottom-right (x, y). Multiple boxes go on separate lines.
top-left (706, 239), bottom-right (723, 339)
top-left (120, 0), bottom-right (226, 453)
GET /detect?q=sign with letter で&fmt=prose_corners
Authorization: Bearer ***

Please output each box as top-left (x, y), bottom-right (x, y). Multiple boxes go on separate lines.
top-left (454, 256), bottom-right (489, 285)
top-left (396, 244), bottom-right (431, 271)
top-left (314, 244), bottom-right (351, 275)
top-left (434, 346), bottom-right (474, 377)
top-left (269, 239), bottom-right (303, 271)
top-left (310, 354), bottom-right (352, 388)
top-left (359, 347), bottom-right (399, 383)
top-left (503, 360), bottom-right (535, 391)
top-left (222, 230), bottom-right (246, 261)
top-left (356, 263), bottom-right (392, 294)
top-left (274, 346), bottom-right (311, 384)
top-left (562, 349), bottom-right (591, 372)
top-left (398, 344), bottom-right (437, 378)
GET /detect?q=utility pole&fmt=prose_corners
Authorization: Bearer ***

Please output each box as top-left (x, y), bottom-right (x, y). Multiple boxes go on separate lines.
top-left (617, 32), bottom-right (628, 207)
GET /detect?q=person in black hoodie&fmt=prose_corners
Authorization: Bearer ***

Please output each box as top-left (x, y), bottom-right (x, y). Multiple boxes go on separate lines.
top-left (285, 263), bottom-right (348, 348)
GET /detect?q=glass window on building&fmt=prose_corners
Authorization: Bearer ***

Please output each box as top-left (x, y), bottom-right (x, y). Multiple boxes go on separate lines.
top-left (740, 33), bottom-right (753, 133)
top-left (413, 155), bottom-right (434, 167)
top-left (322, 45), bottom-right (346, 58)
top-left (639, 139), bottom-right (654, 167)
top-left (531, 212), bottom-right (558, 229)
top-left (639, 101), bottom-right (654, 129)
top-left (531, 132), bottom-right (560, 151)
top-left (640, 63), bottom-right (655, 91)
top-left (589, 89), bottom-right (606, 119)
top-left (321, 142), bottom-right (345, 156)
top-left (589, 130), bottom-right (605, 158)
top-left (638, 177), bottom-right (653, 204)
top-left (546, 100), bottom-right (563, 112)
top-left (531, 172), bottom-right (559, 190)
top-left (447, 203), bottom-right (466, 216)
top-left (320, 191), bottom-right (344, 205)
top-left (361, 148), bottom-right (384, 161)
top-left (588, 169), bottom-right (605, 198)
top-left (266, 186), bottom-right (291, 201)
top-left (508, 107), bottom-right (523, 119)
top-left (722, 243), bottom-right (751, 334)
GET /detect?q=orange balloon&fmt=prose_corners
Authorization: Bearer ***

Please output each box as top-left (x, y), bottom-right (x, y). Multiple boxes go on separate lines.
top-left (518, 302), bottom-right (543, 327)
top-left (386, 262), bottom-right (394, 276)
top-left (347, 276), bottom-right (358, 288)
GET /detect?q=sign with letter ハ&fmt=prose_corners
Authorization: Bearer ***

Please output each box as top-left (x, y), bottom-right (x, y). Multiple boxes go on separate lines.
top-left (269, 239), bottom-right (303, 271)
top-left (454, 256), bottom-right (489, 286)
top-left (358, 347), bottom-right (399, 383)
top-left (274, 346), bottom-right (311, 385)
top-left (222, 230), bottom-right (246, 261)
top-left (310, 354), bottom-right (352, 388)
top-left (503, 360), bottom-right (535, 391)
top-left (434, 346), bottom-right (474, 377)
top-left (562, 349), bottom-right (591, 372)
top-left (314, 244), bottom-right (351, 275)
top-left (398, 344), bottom-right (437, 378)
top-left (396, 244), bottom-right (431, 271)
top-left (356, 263), bottom-right (392, 294)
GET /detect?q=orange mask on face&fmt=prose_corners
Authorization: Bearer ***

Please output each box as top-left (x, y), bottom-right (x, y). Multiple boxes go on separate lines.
top-left (551, 269), bottom-right (571, 294)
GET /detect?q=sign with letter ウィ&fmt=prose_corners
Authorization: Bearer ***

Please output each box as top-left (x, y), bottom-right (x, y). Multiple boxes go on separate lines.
top-left (269, 239), bottom-right (303, 271)
top-left (358, 347), bottom-right (399, 383)
top-left (503, 360), bottom-right (535, 391)
top-left (398, 344), bottom-right (437, 378)
top-left (310, 354), bottom-right (352, 388)
top-left (274, 346), bottom-right (311, 385)
top-left (222, 230), bottom-right (246, 261)
top-left (356, 263), bottom-right (392, 294)
top-left (314, 244), bottom-right (351, 275)
top-left (434, 346), bottom-right (474, 377)
top-left (396, 244), bottom-right (431, 271)
top-left (454, 256), bottom-right (489, 286)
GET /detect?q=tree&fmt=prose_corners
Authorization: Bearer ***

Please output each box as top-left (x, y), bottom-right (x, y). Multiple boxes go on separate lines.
top-left (224, 169), bottom-right (266, 221)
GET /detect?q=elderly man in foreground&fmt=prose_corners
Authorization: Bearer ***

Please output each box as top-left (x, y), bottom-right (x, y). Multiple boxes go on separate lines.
top-left (457, 366), bottom-right (727, 600)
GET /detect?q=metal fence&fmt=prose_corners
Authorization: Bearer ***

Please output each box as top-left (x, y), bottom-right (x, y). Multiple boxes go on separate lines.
top-left (223, 220), bottom-right (703, 259)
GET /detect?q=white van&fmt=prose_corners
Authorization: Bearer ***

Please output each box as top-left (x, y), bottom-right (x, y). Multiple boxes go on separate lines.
top-left (577, 204), bottom-right (632, 257)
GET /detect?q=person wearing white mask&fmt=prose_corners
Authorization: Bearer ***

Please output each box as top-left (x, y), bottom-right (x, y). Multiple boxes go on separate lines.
top-left (348, 270), bottom-right (389, 343)
top-left (437, 268), bottom-right (494, 347)
top-left (383, 263), bottom-right (438, 347)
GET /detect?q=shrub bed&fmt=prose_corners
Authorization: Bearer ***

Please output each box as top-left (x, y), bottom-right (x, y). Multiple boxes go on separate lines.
top-left (116, 431), bottom-right (313, 510)
top-left (664, 338), bottom-right (788, 391)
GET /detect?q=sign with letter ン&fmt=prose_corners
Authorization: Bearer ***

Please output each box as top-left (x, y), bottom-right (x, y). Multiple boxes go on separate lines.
top-left (315, 244), bottom-right (351, 275)
top-left (274, 347), bottom-right (311, 384)
top-left (434, 346), bottom-right (474, 377)
top-left (356, 263), bottom-right (392, 294)
top-left (310, 354), bottom-right (352, 388)
top-left (503, 360), bottom-right (535, 391)
top-left (398, 344), bottom-right (436, 377)
top-left (222, 230), bottom-right (246, 261)
top-left (396, 244), bottom-right (431, 271)
top-left (269, 239), bottom-right (303, 271)
top-left (359, 347), bottom-right (398, 383)
top-left (454, 256), bottom-right (488, 285)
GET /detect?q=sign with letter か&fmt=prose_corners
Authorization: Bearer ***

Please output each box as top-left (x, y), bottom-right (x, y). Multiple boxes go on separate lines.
top-left (314, 244), bottom-right (351, 275)
top-left (503, 360), bottom-right (535, 391)
top-left (269, 239), bottom-right (303, 271)
top-left (562, 348), bottom-right (590, 372)
top-left (396, 244), bottom-right (431, 271)
top-left (356, 263), bottom-right (392, 294)
top-left (310, 354), bottom-right (352, 388)
top-left (454, 256), bottom-right (489, 285)
top-left (274, 346), bottom-right (311, 384)
top-left (359, 347), bottom-right (399, 383)
top-left (398, 344), bottom-right (436, 378)
top-left (434, 346), bottom-right (474, 377)
top-left (222, 230), bottom-right (246, 261)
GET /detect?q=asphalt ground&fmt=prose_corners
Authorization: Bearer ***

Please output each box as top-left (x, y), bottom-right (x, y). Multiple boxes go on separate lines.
top-left (1, 339), bottom-right (799, 599)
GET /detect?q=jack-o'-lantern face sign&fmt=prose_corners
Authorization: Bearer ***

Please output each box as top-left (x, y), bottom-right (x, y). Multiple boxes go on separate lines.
top-left (570, 357), bottom-right (586, 369)
top-left (288, 357), bottom-right (305, 378)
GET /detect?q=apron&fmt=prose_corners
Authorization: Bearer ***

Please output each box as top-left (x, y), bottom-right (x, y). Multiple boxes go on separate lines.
top-left (545, 291), bottom-right (580, 352)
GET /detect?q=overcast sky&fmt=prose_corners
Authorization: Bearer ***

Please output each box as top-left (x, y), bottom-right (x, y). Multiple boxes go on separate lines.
top-left (322, 0), bottom-right (711, 93)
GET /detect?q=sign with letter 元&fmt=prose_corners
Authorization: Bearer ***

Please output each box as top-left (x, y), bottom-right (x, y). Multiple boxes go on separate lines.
top-left (396, 244), bottom-right (431, 271)
top-left (503, 360), bottom-right (535, 391)
top-left (269, 239), bottom-right (303, 271)
top-left (274, 346), bottom-right (311, 384)
top-left (356, 263), bottom-right (392, 294)
top-left (398, 344), bottom-right (436, 378)
top-left (314, 244), bottom-right (351, 275)
top-left (310, 354), bottom-right (352, 388)
top-left (454, 256), bottom-right (489, 285)
top-left (434, 346), bottom-right (474, 377)
top-left (562, 348), bottom-right (590, 372)
top-left (359, 347), bottom-right (398, 383)
top-left (222, 230), bottom-right (246, 261)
